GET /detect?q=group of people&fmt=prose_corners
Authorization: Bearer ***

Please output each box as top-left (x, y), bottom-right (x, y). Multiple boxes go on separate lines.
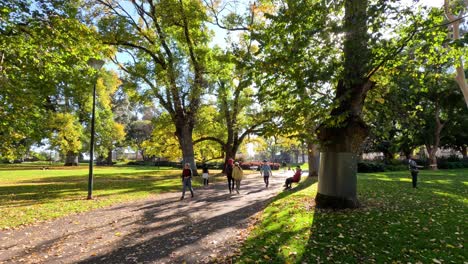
top-left (179, 159), bottom-right (303, 200)
top-left (181, 154), bottom-right (423, 200)
top-left (180, 159), bottom-right (246, 200)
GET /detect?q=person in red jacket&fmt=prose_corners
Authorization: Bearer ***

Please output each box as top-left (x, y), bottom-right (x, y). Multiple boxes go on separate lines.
top-left (284, 166), bottom-right (302, 189)
top-left (180, 163), bottom-right (194, 200)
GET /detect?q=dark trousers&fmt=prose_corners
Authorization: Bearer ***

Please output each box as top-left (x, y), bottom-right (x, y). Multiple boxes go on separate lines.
top-left (285, 177), bottom-right (293, 188)
top-left (411, 171), bottom-right (418, 188)
top-left (227, 176), bottom-right (234, 193)
top-left (264, 176), bottom-right (269, 187)
top-left (203, 179), bottom-right (209, 185)
top-left (181, 177), bottom-right (194, 198)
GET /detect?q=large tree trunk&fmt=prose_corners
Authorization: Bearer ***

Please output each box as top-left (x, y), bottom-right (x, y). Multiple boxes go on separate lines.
top-left (445, 0), bottom-right (468, 108)
top-left (316, 115), bottom-right (369, 209)
top-left (301, 145), bottom-right (306, 164)
top-left (425, 104), bottom-right (444, 170)
top-left (315, 0), bottom-right (371, 209)
top-left (307, 141), bottom-right (319, 177)
top-left (461, 146), bottom-right (467, 159)
top-left (426, 144), bottom-right (438, 170)
top-left (107, 149), bottom-right (113, 165)
top-left (64, 151), bottom-right (79, 166)
top-left (175, 122), bottom-right (198, 175)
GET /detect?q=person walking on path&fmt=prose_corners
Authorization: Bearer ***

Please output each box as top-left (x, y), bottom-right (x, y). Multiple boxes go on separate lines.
top-left (181, 163), bottom-right (194, 200)
top-left (284, 165), bottom-right (302, 189)
top-left (232, 162), bottom-right (244, 194)
top-left (408, 155), bottom-right (422, 188)
top-left (260, 159), bottom-right (272, 188)
top-left (225, 158), bottom-right (235, 193)
top-left (202, 163), bottom-right (209, 186)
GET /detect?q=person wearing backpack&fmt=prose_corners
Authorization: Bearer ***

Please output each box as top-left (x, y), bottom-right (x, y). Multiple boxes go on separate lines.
top-left (232, 162), bottom-right (244, 194)
top-left (259, 160), bottom-right (272, 188)
top-left (225, 158), bottom-right (235, 194)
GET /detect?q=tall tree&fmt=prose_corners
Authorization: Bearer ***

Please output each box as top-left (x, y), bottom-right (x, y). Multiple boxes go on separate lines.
top-left (252, 0), bottom-right (337, 176)
top-left (444, 0), bottom-right (468, 108)
top-left (89, 0), bottom-right (213, 172)
top-left (194, 46), bottom-right (268, 168)
top-left (314, 0), bottom-right (375, 208)
top-left (0, 0), bottom-right (108, 161)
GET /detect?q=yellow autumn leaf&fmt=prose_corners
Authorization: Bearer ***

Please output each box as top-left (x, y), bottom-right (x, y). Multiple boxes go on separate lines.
top-left (375, 97), bottom-right (385, 104)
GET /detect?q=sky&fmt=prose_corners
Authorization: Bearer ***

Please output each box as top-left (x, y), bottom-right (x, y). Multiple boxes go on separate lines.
top-left (416, 0), bottom-right (444, 7)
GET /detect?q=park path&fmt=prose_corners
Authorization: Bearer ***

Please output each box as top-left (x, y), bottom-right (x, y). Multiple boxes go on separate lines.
top-left (0, 171), bottom-right (292, 264)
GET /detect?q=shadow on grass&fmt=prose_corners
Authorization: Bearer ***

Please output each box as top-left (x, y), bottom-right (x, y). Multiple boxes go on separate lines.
top-left (298, 170), bottom-right (467, 263)
top-left (233, 177), bottom-right (317, 263)
top-left (0, 171), bottom-right (183, 208)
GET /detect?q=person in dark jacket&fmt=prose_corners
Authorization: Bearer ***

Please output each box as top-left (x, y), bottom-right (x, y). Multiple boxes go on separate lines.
top-left (408, 155), bottom-right (422, 188)
top-left (225, 158), bottom-right (235, 193)
top-left (180, 163), bottom-right (194, 200)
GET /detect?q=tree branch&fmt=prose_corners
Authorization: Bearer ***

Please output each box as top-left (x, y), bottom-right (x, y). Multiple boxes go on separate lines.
top-left (193, 136), bottom-right (226, 147)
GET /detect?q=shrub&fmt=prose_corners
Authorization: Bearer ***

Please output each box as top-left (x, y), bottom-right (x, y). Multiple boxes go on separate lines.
top-left (358, 161), bottom-right (385, 173)
top-left (385, 164), bottom-right (408, 171)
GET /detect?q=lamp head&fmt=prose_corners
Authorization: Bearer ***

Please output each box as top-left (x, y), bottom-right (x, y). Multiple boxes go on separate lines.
top-left (87, 58), bottom-right (105, 70)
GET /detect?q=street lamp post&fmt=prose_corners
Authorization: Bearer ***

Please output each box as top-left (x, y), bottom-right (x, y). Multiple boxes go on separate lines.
top-left (87, 58), bottom-right (105, 200)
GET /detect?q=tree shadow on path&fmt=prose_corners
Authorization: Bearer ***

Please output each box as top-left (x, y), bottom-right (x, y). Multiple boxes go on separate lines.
top-left (72, 176), bottom-right (286, 263)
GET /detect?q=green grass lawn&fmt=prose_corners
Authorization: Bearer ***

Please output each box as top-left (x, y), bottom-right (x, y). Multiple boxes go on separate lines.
top-left (234, 169), bottom-right (467, 263)
top-left (0, 165), bottom-right (225, 229)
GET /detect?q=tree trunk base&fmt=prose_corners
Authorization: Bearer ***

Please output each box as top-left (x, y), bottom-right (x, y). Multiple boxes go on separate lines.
top-left (315, 192), bottom-right (360, 209)
top-left (316, 152), bottom-right (360, 209)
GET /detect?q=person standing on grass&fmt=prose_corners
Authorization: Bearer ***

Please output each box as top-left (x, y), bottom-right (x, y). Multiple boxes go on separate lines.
top-left (202, 163), bottom-right (209, 186)
top-left (408, 155), bottom-right (422, 188)
top-left (232, 162), bottom-right (244, 194)
top-left (180, 163), bottom-right (194, 200)
top-left (225, 158), bottom-right (235, 194)
top-left (259, 159), bottom-right (272, 188)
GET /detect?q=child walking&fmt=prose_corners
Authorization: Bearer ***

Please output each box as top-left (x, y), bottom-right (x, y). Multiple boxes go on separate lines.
top-left (202, 163), bottom-right (209, 186)
top-left (180, 163), bottom-right (194, 200)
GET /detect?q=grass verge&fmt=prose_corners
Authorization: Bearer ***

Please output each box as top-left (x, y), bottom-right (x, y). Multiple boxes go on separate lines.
top-left (0, 165), bottom-right (226, 229)
top-left (233, 169), bottom-right (467, 263)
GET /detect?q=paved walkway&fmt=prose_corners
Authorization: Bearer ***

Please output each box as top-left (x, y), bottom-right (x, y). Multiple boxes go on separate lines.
top-left (0, 171), bottom-right (293, 264)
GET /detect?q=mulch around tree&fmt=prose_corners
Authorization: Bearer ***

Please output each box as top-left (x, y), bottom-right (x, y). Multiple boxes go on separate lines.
top-left (0, 173), bottom-right (289, 264)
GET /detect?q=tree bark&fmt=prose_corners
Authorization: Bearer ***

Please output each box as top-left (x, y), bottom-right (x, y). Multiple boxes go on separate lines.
top-left (64, 151), bottom-right (79, 166)
top-left (426, 104), bottom-right (444, 170)
top-left (444, 0), bottom-right (468, 108)
top-left (107, 149), bottom-right (113, 165)
top-left (426, 144), bottom-right (438, 170)
top-left (307, 141), bottom-right (319, 177)
top-left (315, 0), bottom-right (371, 209)
top-left (461, 146), bottom-right (467, 159)
top-left (175, 122), bottom-right (198, 175)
